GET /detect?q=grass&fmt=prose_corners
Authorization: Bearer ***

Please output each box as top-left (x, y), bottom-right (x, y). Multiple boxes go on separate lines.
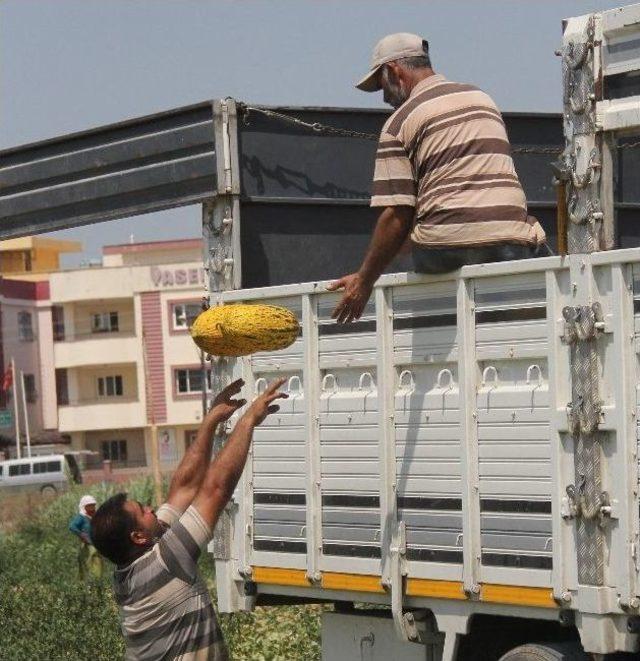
top-left (0, 479), bottom-right (324, 661)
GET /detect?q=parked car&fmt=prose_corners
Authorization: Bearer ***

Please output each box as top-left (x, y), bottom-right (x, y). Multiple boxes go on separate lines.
top-left (0, 454), bottom-right (82, 495)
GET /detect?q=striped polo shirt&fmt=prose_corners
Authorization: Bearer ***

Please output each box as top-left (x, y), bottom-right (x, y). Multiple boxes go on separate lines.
top-left (113, 504), bottom-right (228, 661)
top-left (371, 73), bottom-right (545, 248)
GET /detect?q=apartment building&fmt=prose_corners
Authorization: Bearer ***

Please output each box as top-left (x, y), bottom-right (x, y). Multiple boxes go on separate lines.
top-left (0, 235), bottom-right (82, 454)
top-left (1, 237), bottom-right (210, 470)
top-left (0, 278), bottom-right (57, 450)
top-left (0, 236), bottom-right (81, 280)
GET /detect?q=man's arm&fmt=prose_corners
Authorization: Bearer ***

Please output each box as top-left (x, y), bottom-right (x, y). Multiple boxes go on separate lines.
top-left (328, 205), bottom-right (414, 323)
top-left (192, 378), bottom-right (287, 529)
top-left (165, 378), bottom-right (246, 513)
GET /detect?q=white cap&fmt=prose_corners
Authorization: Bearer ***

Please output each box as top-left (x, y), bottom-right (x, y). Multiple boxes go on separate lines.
top-left (356, 33), bottom-right (428, 92)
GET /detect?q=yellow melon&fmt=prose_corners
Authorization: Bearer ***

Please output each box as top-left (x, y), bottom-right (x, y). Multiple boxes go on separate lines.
top-left (190, 303), bottom-right (300, 357)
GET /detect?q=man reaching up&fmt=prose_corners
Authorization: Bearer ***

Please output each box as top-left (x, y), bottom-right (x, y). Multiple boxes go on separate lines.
top-left (91, 377), bottom-right (287, 661)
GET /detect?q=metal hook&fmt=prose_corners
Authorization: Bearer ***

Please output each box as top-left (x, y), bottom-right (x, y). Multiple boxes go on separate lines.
top-left (481, 366), bottom-right (499, 387)
top-left (287, 375), bottom-right (303, 394)
top-left (398, 369), bottom-right (415, 390)
top-left (526, 364), bottom-right (543, 386)
top-left (358, 372), bottom-right (375, 391)
top-left (436, 368), bottom-right (454, 390)
top-left (254, 378), bottom-right (268, 394)
top-left (321, 373), bottom-right (338, 393)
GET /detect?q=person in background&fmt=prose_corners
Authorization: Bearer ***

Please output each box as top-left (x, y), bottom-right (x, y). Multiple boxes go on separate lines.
top-left (69, 494), bottom-right (103, 580)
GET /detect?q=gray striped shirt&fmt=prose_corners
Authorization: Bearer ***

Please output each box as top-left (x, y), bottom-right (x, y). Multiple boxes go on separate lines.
top-left (371, 74), bottom-right (545, 248)
top-left (113, 504), bottom-right (228, 661)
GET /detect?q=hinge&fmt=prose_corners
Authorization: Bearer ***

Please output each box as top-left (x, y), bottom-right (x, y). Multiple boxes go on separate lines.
top-left (389, 522), bottom-right (422, 643)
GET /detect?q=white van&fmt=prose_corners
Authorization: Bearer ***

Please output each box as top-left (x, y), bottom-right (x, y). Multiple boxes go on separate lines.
top-left (0, 454), bottom-right (81, 495)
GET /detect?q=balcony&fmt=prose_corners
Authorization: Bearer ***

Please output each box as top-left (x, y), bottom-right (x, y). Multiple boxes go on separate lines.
top-left (58, 397), bottom-right (146, 432)
top-left (54, 332), bottom-right (139, 368)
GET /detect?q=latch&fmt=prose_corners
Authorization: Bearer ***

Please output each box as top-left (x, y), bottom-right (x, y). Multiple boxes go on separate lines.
top-left (210, 205), bottom-right (234, 235)
top-left (566, 396), bottom-right (603, 436)
top-left (389, 521), bottom-right (422, 643)
top-left (209, 245), bottom-right (234, 279)
top-left (562, 483), bottom-right (613, 527)
top-left (561, 303), bottom-right (605, 344)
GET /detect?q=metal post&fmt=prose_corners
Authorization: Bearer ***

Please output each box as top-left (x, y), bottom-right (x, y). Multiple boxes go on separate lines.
top-left (20, 371), bottom-right (31, 459)
top-left (239, 356), bottom-right (255, 578)
top-left (11, 359), bottom-right (20, 460)
top-left (376, 286), bottom-right (398, 590)
top-left (456, 277), bottom-right (481, 597)
top-left (205, 98), bottom-right (243, 608)
top-left (607, 264), bottom-right (639, 607)
top-left (206, 99), bottom-right (242, 293)
top-left (545, 269), bottom-right (575, 603)
top-left (560, 9), bottom-right (606, 593)
top-left (302, 294), bottom-right (322, 583)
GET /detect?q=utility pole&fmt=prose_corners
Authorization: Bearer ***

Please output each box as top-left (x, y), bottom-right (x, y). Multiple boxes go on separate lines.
top-left (11, 359), bottom-right (20, 459)
top-left (141, 330), bottom-right (162, 506)
top-left (20, 371), bottom-right (31, 458)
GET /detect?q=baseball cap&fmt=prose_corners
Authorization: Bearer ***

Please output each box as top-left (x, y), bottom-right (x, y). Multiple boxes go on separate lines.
top-left (356, 33), bottom-right (428, 92)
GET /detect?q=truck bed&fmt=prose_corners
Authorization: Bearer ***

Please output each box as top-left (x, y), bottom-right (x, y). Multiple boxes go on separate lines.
top-left (212, 250), bottom-right (640, 650)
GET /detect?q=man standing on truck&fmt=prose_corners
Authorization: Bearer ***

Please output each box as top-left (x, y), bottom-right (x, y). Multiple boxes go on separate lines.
top-left (330, 33), bottom-right (547, 323)
top-left (91, 377), bottom-right (287, 661)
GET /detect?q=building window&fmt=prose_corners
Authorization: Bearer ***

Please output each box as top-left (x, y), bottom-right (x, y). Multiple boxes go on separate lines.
top-left (172, 303), bottom-right (201, 330)
top-left (18, 312), bottom-right (34, 342)
top-left (97, 375), bottom-right (123, 397)
top-left (56, 369), bottom-right (69, 406)
top-left (101, 440), bottom-right (127, 463)
top-left (175, 368), bottom-right (211, 395)
top-left (52, 306), bottom-right (65, 341)
top-left (92, 311), bottom-right (119, 333)
top-left (23, 374), bottom-right (37, 403)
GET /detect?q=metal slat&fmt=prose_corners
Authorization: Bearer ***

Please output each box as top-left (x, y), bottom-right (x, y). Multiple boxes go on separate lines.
top-left (0, 103), bottom-right (216, 238)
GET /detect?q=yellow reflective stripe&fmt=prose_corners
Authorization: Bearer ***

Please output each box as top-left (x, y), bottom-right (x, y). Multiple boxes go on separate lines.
top-left (481, 583), bottom-right (556, 609)
top-left (321, 572), bottom-right (385, 594)
top-left (406, 578), bottom-right (466, 600)
top-left (251, 567), bottom-right (557, 609)
top-left (251, 566), bottom-right (310, 587)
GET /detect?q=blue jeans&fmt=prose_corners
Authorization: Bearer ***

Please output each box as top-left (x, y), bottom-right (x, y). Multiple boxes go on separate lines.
top-left (412, 243), bottom-right (546, 274)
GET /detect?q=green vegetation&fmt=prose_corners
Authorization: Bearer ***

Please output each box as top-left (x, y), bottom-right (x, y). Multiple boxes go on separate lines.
top-left (0, 479), bottom-right (323, 661)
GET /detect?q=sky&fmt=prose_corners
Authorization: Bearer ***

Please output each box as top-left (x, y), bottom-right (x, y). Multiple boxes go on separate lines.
top-left (1, 0), bottom-right (630, 267)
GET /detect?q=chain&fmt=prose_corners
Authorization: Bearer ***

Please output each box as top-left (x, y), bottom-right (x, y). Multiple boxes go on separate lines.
top-left (239, 104), bottom-right (378, 141)
top-left (239, 103), bottom-right (640, 154)
top-left (619, 139), bottom-right (640, 150)
top-left (512, 146), bottom-right (562, 155)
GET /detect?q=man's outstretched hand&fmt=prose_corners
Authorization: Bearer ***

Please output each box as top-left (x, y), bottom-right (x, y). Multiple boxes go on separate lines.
top-left (328, 272), bottom-right (374, 324)
top-left (209, 378), bottom-right (246, 422)
top-left (246, 378), bottom-right (288, 425)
